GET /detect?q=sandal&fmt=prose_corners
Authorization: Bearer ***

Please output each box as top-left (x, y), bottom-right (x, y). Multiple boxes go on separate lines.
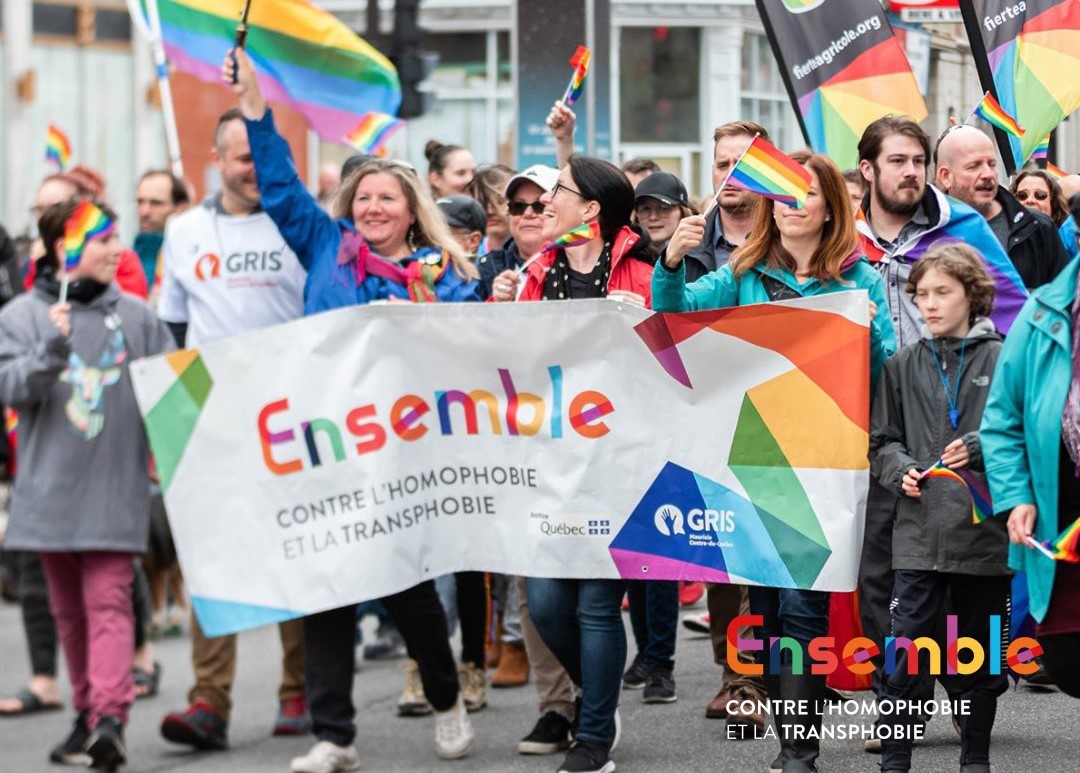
top-left (133, 661), bottom-right (162, 700)
top-left (0, 687), bottom-right (63, 716)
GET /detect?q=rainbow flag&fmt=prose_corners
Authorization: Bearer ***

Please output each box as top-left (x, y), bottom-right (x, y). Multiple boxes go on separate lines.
top-left (64, 200), bottom-right (116, 271)
top-left (1031, 134), bottom-right (1050, 160)
top-left (545, 221), bottom-right (601, 251)
top-left (920, 459), bottom-right (994, 525)
top-left (1044, 516), bottom-right (1080, 563)
top-left (973, 91), bottom-right (1026, 137)
top-left (45, 124), bottom-right (72, 171)
top-left (562, 45), bottom-right (591, 106)
top-left (1046, 162), bottom-right (1068, 180)
top-left (344, 112), bottom-right (405, 155)
top-left (725, 136), bottom-right (812, 208)
top-left (142, 0), bottom-right (400, 144)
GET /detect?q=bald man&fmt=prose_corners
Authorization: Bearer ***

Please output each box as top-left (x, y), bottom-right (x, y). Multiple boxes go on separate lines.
top-left (935, 125), bottom-right (1068, 288)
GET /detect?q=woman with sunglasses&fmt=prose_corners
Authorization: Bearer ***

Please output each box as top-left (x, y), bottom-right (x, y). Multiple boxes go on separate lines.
top-left (495, 155), bottom-right (654, 773)
top-left (225, 49), bottom-right (479, 773)
top-left (653, 150), bottom-right (895, 773)
top-left (1011, 169), bottom-right (1069, 227)
top-left (481, 166), bottom-right (559, 301)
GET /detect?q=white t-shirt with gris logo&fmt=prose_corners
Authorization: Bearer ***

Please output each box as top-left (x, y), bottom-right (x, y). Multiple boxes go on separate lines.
top-left (158, 198), bottom-right (306, 347)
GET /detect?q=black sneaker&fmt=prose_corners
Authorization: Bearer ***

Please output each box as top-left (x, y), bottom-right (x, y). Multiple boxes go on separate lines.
top-left (518, 710), bottom-right (572, 755)
top-left (86, 715), bottom-right (126, 770)
top-left (642, 666), bottom-right (677, 704)
top-left (621, 653), bottom-right (648, 690)
top-left (49, 711), bottom-right (92, 766)
top-left (557, 741), bottom-right (615, 773)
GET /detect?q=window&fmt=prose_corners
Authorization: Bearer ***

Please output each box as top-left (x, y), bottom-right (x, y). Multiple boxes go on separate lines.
top-left (740, 33), bottom-right (802, 152)
top-left (619, 27), bottom-right (700, 143)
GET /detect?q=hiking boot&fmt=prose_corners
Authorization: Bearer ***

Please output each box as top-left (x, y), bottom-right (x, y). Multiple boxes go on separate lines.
top-left (706, 687), bottom-right (732, 719)
top-left (642, 666), bottom-right (677, 704)
top-left (491, 641), bottom-right (530, 688)
top-left (458, 662), bottom-right (488, 712)
top-left (434, 695), bottom-right (474, 759)
top-left (518, 710), bottom-right (572, 755)
top-left (397, 659), bottom-right (432, 716)
top-left (273, 695), bottom-right (313, 736)
top-left (160, 701), bottom-right (228, 750)
top-left (49, 711), bottom-right (91, 766)
top-left (557, 741), bottom-right (615, 773)
top-left (86, 714), bottom-right (126, 770)
top-left (290, 740), bottom-right (360, 773)
top-left (621, 653), bottom-right (648, 690)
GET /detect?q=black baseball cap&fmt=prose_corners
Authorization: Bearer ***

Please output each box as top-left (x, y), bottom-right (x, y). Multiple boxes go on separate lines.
top-left (634, 172), bottom-right (689, 207)
top-left (438, 195), bottom-right (488, 233)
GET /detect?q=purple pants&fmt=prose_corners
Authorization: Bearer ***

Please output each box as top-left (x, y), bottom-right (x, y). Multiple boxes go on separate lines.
top-left (40, 551), bottom-right (135, 726)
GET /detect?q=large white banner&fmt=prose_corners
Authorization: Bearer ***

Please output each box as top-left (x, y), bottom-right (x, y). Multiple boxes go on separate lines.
top-left (133, 295), bottom-right (871, 635)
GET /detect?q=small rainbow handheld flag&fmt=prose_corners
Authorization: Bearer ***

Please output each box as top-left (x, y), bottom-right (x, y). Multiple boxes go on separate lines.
top-left (1031, 134), bottom-right (1050, 161)
top-left (45, 124), bottom-right (72, 171)
top-left (544, 221), bottom-right (601, 251)
top-left (344, 112), bottom-right (405, 156)
top-left (64, 200), bottom-right (115, 271)
top-left (1046, 162), bottom-right (1068, 181)
top-left (973, 92), bottom-right (1025, 138)
top-left (562, 45), bottom-right (591, 106)
top-left (725, 136), bottom-right (812, 208)
top-left (1042, 516), bottom-right (1080, 563)
top-left (919, 459), bottom-right (994, 525)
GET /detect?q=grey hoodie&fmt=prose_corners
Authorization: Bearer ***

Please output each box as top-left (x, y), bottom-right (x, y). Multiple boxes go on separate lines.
top-left (0, 284), bottom-right (174, 552)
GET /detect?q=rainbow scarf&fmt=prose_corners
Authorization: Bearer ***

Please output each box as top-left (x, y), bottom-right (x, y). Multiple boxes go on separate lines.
top-left (63, 200), bottom-right (115, 271)
top-left (973, 91), bottom-right (1026, 137)
top-left (544, 221), bottom-right (601, 252)
top-left (1041, 516), bottom-right (1080, 563)
top-left (725, 136), bottom-right (812, 208)
top-left (562, 45), bottom-right (591, 106)
top-left (337, 232), bottom-right (448, 303)
top-left (143, 0), bottom-right (400, 143)
top-left (45, 124), bottom-right (72, 171)
top-left (344, 112), bottom-right (405, 155)
top-left (919, 459), bottom-right (994, 525)
top-left (855, 189), bottom-right (1028, 335)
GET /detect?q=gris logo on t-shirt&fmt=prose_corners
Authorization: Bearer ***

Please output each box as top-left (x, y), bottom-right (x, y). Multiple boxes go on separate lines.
top-left (195, 251), bottom-right (285, 281)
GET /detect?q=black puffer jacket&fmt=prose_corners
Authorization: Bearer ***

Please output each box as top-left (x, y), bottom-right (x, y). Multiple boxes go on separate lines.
top-left (870, 319), bottom-right (1009, 576)
top-left (996, 187), bottom-right (1070, 290)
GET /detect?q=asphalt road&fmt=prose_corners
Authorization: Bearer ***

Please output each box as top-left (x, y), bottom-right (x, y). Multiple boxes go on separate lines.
top-left (0, 599), bottom-right (1075, 772)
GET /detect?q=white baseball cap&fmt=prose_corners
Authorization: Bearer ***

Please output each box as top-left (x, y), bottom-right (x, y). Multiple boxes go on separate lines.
top-left (503, 164), bottom-right (560, 199)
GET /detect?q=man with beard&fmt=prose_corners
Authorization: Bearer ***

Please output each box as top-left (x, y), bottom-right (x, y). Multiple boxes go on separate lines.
top-left (157, 109), bottom-right (312, 751)
top-left (935, 125), bottom-right (1068, 289)
top-left (854, 117), bottom-right (1023, 755)
top-left (133, 170), bottom-right (189, 292)
top-left (664, 121), bottom-right (766, 282)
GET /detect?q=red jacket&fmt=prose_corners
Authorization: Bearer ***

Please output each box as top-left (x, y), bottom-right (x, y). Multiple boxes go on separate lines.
top-left (518, 225), bottom-right (654, 308)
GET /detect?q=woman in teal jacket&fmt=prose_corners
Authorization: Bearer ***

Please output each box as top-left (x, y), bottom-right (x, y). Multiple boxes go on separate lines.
top-left (981, 252), bottom-right (1080, 698)
top-left (654, 151), bottom-right (895, 773)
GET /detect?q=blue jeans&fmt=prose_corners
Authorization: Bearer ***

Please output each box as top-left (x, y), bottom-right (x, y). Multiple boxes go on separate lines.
top-left (525, 577), bottom-right (626, 747)
top-left (747, 586), bottom-right (830, 666)
top-left (627, 580), bottom-right (678, 670)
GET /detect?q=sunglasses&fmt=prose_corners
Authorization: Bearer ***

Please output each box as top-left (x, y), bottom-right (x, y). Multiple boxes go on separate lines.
top-left (508, 200), bottom-right (546, 216)
top-left (1016, 189), bottom-right (1049, 202)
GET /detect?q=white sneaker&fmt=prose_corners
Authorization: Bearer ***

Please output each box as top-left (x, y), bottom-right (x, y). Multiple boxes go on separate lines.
top-left (434, 695), bottom-right (474, 760)
top-left (290, 740), bottom-right (361, 773)
top-left (681, 611), bottom-right (710, 634)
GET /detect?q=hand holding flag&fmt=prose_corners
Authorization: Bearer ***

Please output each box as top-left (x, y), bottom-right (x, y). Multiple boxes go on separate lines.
top-left (514, 221), bottom-right (603, 300)
top-left (918, 458), bottom-right (994, 525)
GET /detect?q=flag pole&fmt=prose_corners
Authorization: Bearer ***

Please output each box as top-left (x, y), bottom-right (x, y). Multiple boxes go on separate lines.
top-left (704, 132), bottom-right (758, 218)
top-left (142, 0), bottom-right (185, 178)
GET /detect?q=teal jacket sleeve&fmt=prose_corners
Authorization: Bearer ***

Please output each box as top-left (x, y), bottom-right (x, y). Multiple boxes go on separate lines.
top-left (980, 310), bottom-right (1035, 514)
top-left (651, 260), bottom-right (739, 312)
top-left (245, 110), bottom-right (336, 274)
top-left (864, 269), bottom-right (897, 397)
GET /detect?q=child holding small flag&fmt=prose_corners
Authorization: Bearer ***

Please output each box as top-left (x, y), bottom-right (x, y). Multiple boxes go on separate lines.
top-left (0, 198), bottom-right (173, 770)
top-left (869, 243), bottom-right (1010, 773)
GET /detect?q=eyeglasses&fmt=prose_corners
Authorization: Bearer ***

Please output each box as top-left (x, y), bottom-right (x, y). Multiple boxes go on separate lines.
top-left (1016, 189), bottom-right (1049, 202)
top-left (552, 181), bottom-right (586, 199)
top-left (634, 201), bottom-right (675, 218)
top-left (508, 200), bottom-right (546, 216)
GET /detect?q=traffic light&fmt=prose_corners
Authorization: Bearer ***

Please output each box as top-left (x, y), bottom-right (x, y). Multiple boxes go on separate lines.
top-left (393, 52), bottom-right (438, 119)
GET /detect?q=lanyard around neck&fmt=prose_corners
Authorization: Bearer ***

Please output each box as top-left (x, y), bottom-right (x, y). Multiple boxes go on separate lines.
top-left (929, 337), bottom-right (966, 430)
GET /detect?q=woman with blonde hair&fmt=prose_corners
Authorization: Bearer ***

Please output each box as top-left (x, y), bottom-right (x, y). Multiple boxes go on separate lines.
top-left (225, 48), bottom-right (478, 773)
top-left (653, 150), bottom-right (896, 773)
